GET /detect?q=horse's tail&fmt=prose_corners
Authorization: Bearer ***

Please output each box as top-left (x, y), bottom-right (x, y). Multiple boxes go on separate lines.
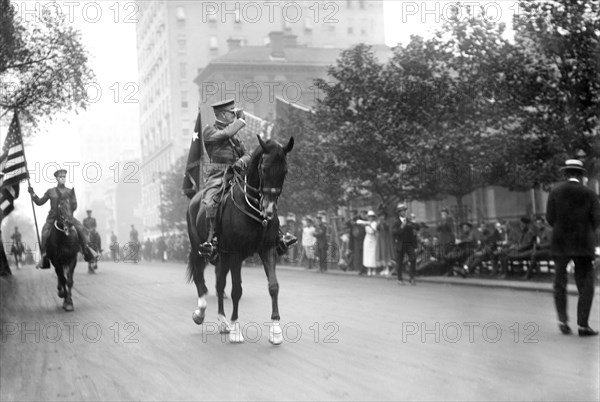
top-left (186, 196), bottom-right (203, 284)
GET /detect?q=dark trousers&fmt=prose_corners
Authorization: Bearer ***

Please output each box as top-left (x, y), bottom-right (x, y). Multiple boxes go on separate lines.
top-left (465, 247), bottom-right (498, 273)
top-left (553, 256), bottom-right (595, 327)
top-left (317, 246), bottom-right (328, 272)
top-left (397, 246), bottom-right (416, 281)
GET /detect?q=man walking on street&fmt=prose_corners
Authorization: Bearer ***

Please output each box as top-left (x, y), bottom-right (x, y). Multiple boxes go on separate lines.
top-left (546, 159), bottom-right (600, 337)
top-left (392, 203), bottom-right (418, 285)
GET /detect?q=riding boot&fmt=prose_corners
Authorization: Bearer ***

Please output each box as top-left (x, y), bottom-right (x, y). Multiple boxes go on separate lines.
top-left (75, 228), bottom-right (98, 263)
top-left (200, 206), bottom-right (218, 261)
top-left (36, 232), bottom-right (50, 269)
top-left (276, 231), bottom-right (298, 256)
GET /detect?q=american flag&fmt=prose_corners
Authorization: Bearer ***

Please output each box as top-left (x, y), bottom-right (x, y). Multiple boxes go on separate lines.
top-left (237, 112), bottom-right (273, 150)
top-left (0, 112), bottom-right (28, 216)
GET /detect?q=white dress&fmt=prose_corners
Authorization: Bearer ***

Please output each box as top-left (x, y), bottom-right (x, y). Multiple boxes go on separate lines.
top-left (361, 221), bottom-right (378, 268)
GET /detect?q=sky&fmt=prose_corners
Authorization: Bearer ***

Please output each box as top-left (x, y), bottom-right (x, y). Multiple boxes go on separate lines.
top-left (1, 0), bottom-right (516, 235)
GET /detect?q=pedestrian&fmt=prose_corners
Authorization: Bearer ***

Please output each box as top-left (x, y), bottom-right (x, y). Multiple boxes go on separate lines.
top-left (392, 203), bottom-right (418, 285)
top-left (546, 159), bottom-right (600, 336)
top-left (315, 215), bottom-right (329, 272)
top-left (356, 210), bottom-right (379, 276)
top-left (350, 211), bottom-right (366, 274)
top-left (376, 208), bottom-right (394, 277)
top-left (436, 208), bottom-right (455, 260)
top-left (301, 217), bottom-right (316, 269)
top-left (110, 231), bottom-right (118, 261)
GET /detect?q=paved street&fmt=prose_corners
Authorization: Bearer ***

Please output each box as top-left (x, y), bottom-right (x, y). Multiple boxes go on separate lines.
top-left (1, 260), bottom-right (599, 401)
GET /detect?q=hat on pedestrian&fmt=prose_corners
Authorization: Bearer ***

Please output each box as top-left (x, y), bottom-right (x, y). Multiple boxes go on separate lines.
top-left (286, 213), bottom-right (296, 221)
top-left (317, 210), bottom-right (327, 217)
top-left (367, 210), bottom-right (377, 217)
top-left (396, 202), bottom-right (407, 211)
top-left (211, 99), bottom-right (235, 115)
top-left (54, 169), bottom-right (67, 177)
top-left (441, 208), bottom-right (449, 214)
top-left (86, 209), bottom-right (92, 213)
top-left (460, 222), bottom-right (473, 229)
top-left (520, 216), bottom-right (531, 224)
top-left (560, 159), bottom-right (587, 174)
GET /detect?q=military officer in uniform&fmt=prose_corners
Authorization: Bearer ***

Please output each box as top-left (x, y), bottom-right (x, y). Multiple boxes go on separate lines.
top-left (198, 99), bottom-right (296, 256)
top-left (28, 169), bottom-right (97, 269)
top-left (83, 210), bottom-right (97, 232)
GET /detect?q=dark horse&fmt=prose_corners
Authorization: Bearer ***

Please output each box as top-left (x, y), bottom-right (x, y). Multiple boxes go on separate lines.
top-left (88, 229), bottom-right (101, 273)
top-left (186, 135), bottom-right (294, 344)
top-left (47, 197), bottom-right (80, 311)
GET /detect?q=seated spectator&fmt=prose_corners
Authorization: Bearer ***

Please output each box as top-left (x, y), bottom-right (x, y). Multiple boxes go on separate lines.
top-left (497, 216), bottom-right (536, 278)
top-left (524, 215), bottom-right (553, 280)
top-left (463, 222), bottom-right (502, 275)
top-left (416, 236), bottom-right (448, 276)
top-left (445, 222), bottom-right (478, 277)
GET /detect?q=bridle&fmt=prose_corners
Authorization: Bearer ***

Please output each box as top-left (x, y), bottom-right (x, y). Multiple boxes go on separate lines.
top-left (230, 153), bottom-right (285, 227)
top-left (54, 200), bottom-right (73, 235)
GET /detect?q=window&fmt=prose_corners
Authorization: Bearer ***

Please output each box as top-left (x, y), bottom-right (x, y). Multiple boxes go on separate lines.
top-left (177, 35), bottom-right (186, 52)
top-left (176, 6), bottom-right (185, 21)
top-left (304, 17), bottom-right (312, 32)
top-left (358, 0), bottom-right (365, 9)
top-left (182, 128), bottom-right (190, 137)
top-left (348, 27), bottom-right (354, 35)
top-left (234, 8), bottom-right (241, 23)
top-left (346, 0), bottom-right (352, 9)
top-left (181, 91), bottom-right (188, 108)
top-left (209, 36), bottom-right (219, 49)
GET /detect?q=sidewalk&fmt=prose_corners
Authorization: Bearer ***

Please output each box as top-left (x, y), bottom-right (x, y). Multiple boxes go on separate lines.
top-left (272, 262), bottom-right (600, 296)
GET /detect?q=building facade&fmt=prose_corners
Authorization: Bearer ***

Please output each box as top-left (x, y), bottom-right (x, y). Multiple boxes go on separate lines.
top-left (135, 0), bottom-right (385, 238)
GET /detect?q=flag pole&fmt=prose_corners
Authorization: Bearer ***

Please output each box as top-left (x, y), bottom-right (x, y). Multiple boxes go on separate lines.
top-left (14, 111), bottom-right (42, 256)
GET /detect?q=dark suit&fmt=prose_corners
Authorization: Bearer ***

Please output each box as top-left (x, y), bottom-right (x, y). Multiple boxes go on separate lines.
top-left (392, 217), bottom-right (418, 281)
top-left (315, 222), bottom-right (328, 272)
top-left (546, 179), bottom-right (600, 327)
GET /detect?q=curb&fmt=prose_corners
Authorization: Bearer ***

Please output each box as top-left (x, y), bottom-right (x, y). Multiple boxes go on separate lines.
top-left (272, 263), bottom-right (599, 297)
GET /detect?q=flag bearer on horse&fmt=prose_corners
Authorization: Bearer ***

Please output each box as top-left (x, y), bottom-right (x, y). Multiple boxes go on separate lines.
top-left (196, 99), bottom-right (296, 257)
top-left (28, 169), bottom-right (97, 269)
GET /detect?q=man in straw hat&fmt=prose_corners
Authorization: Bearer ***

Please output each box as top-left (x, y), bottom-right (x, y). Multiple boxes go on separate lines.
top-left (546, 159), bottom-right (600, 336)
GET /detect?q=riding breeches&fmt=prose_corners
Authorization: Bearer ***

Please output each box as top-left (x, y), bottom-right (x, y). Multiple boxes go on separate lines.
top-left (200, 170), bottom-right (227, 218)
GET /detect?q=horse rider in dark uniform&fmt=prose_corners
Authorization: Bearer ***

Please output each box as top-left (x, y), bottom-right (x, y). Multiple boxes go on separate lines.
top-left (198, 98), bottom-right (296, 256)
top-left (83, 209), bottom-right (97, 232)
top-left (28, 169), bottom-right (97, 269)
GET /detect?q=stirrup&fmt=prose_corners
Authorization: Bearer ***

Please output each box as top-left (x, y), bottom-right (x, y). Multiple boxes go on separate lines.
top-left (276, 233), bottom-right (298, 256)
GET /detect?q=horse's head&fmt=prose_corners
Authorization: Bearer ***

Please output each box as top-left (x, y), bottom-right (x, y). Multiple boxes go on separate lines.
top-left (55, 197), bottom-right (74, 235)
top-left (251, 136), bottom-right (294, 220)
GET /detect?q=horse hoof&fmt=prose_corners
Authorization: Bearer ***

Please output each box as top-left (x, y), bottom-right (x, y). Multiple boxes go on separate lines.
top-left (229, 322), bottom-right (244, 343)
top-left (269, 323), bottom-right (283, 345)
top-left (57, 290), bottom-right (66, 299)
top-left (192, 307), bottom-right (206, 325)
top-left (63, 302), bottom-right (74, 312)
top-left (218, 315), bottom-right (231, 334)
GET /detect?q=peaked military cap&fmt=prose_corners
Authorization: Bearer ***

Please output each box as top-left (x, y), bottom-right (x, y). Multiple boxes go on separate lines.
top-left (54, 169), bottom-right (67, 177)
top-left (211, 99), bottom-right (235, 114)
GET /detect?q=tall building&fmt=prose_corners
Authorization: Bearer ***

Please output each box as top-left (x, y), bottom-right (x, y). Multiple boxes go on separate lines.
top-left (135, 0), bottom-right (385, 237)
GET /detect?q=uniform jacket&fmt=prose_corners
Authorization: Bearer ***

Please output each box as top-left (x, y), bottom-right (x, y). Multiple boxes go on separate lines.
top-left (546, 180), bottom-right (600, 257)
top-left (32, 187), bottom-right (77, 220)
top-left (203, 119), bottom-right (249, 166)
top-left (83, 217), bottom-right (97, 231)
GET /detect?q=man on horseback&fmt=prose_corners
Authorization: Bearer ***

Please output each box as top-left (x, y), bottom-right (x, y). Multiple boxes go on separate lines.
top-left (197, 99), bottom-right (296, 257)
top-left (83, 209), bottom-right (97, 232)
top-left (198, 99), bottom-right (251, 256)
top-left (28, 169), bottom-right (97, 269)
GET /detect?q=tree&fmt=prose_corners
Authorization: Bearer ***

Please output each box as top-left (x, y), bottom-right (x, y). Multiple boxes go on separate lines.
top-left (159, 156), bottom-right (190, 233)
top-left (502, 0), bottom-right (600, 188)
top-left (314, 44), bottom-right (406, 209)
top-left (275, 107), bottom-right (344, 216)
top-left (0, 0), bottom-right (94, 128)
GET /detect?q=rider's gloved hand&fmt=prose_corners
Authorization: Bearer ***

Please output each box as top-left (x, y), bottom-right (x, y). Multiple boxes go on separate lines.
top-left (235, 108), bottom-right (245, 120)
top-left (233, 158), bottom-right (246, 172)
top-left (28, 186), bottom-right (34, 195)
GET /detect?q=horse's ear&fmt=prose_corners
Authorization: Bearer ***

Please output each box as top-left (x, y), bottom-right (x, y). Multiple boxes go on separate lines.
top-left (283, 137), bottom-right (294, 154)
top-left (257, 135), bottom-right (268, 152)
